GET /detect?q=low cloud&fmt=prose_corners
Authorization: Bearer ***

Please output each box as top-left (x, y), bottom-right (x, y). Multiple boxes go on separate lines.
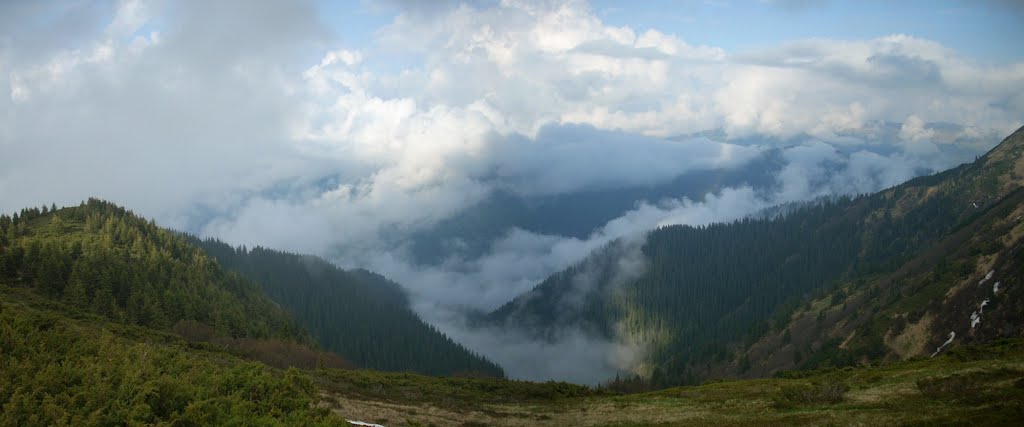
top-left (348, 140), bottom-right (953, 383)
top-left (447, 322), bottom-right (648, 385)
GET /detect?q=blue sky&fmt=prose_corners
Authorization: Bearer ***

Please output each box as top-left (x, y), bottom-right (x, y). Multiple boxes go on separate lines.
top-left (316, 0), bottom-right (1023, 63)
top-left (593, 0), bottom-right (1022, 62)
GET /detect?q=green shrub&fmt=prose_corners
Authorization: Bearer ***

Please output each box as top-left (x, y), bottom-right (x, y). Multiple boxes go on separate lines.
top-left (916, 368), bottom-right (1024, 401)
top-left (772, 380), bottom-right (849, 408)
top-left (917, 374), bottom-right (982, 400)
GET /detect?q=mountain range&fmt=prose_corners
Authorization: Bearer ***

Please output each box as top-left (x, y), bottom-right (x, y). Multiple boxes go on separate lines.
top-left (1, 127), bottom-right (1022, 424)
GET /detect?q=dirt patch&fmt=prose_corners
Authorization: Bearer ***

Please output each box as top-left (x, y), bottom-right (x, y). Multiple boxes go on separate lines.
top-left (839, 330), bottom-right (857, 350)
top-left (887, 314), bottom-right (934, 359)
top-left (846, 382), bottom-right (918, 405)
top-left (945, 255), bottom-right (997, 301)
top-left (319, 393), bottom-right (552, 427)
top-left (320, 393), bottom-right (740, 426)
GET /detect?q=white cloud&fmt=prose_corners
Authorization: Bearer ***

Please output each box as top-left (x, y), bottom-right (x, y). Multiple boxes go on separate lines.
top-left (369, 4), bottom-right (1021, 143)
top-left (105, 0), bottom-right (148, 38)
top-left (900, 115), bottom-right (936, 141)
top-left (0, 0), bottom-right (326, 219)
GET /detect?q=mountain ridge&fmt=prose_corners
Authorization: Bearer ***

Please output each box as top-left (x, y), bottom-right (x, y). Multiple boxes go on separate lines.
top-left (196, 239), bottom-right (505, 377)
top-left (0, 198), bottom-right (305, 341)
top-left (486, 125), bottom-right (1024, 386)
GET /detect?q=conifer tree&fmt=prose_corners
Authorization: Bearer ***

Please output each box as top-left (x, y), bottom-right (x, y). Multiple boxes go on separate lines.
top-left (63, 280), bottom-right (89, 307)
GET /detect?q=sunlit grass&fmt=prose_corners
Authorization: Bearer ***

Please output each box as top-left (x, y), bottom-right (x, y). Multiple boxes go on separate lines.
top-left (317, 340), bottom-right (1024, 426)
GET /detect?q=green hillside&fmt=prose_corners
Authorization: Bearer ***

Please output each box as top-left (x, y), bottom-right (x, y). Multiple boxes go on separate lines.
top-left (196, 240), bottom-right (504, 377)
top-left (0, 286), bottom-right (342, 426)
top-left (735, 127), bottom-right (1024, 379)
top-left (489, 126), bottom-right (1024, 386)
top-left (0, 199), bottom-right (303, 341)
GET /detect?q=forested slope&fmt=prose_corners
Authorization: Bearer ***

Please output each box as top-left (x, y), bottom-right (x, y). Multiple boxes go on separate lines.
top-left (732, 127), bottom-right (1024, 379)
top-left (489, 126), bottom-right (1024, 386)
top-left (0, 200), bottom-right (348, 424)
top-left (0, 199), bottom-right (303, 341)
top-left (197, 240), bottom-right (504, 377)
top-left (0, 197), bottom-right (502, 378)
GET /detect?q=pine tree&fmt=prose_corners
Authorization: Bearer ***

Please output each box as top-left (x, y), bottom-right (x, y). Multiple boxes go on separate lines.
top-left (0, 248), bottom-right (14, 279)
top-left (50, 215), bottom-right (65, 233)
top-left (63, 280), bottom-right (89, 308)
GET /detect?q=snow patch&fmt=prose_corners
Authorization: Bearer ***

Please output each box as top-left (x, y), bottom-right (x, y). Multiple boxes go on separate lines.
top-left (979, 270), bottom-right (995, 285)
top-left (980, 299), bottom-right (989, 314)
top-left (970, 311), bottom-right (981, 330)
top-left (993, 281), bottom-right (1001, 295)
top-left (348, 421), bottom-right (384, 427)
top-left (931, 331), bottom-right (955, 357)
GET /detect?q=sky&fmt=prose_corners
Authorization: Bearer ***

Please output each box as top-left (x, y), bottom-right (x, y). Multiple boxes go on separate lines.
top-left (314, 0), bottom-right (1024, 66)
top-left (1, 0), bottom-right (1022, 383)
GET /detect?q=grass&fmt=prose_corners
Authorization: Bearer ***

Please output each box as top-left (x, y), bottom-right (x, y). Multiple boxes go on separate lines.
top-left (317, 340), bottom-right (1024, 426)
top-left (771, 380), bottom-right (849, 408)
top-left (315, 367), bottom-right (599, 407)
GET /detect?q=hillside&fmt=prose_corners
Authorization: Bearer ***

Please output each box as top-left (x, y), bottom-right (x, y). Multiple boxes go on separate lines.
top-left (488, 126), bottom-right (1024, 386)
top-left (732, 126), bottom-right (1024, 378)
top-left (0, 200), bottom-right (348, 424)
top-left (0, 286), bottom-right (343, 425)
top-left (0, 197), bottom-right (502, 377)
top-left (0, 199), bottom-right (304, 341)
top-left (196, 239), bottom-right (504, 377)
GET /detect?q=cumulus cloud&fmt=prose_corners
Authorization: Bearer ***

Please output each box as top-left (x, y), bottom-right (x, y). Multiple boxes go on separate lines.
top-left (366, 2), bottom-right (1021, 143)
top-left (899, 115), bottom-right (936, 142)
